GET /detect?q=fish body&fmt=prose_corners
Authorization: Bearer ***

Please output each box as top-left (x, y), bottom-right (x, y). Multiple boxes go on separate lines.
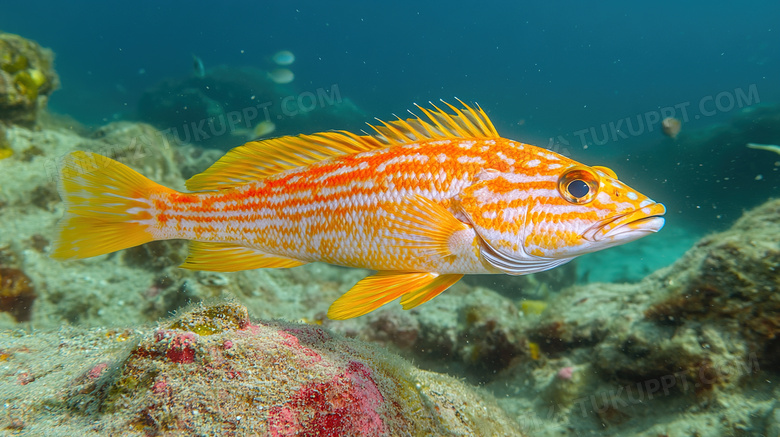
top-left (230, 120), bottom-right (277, 141)
top-left (747, 142), bottom-right (780, 155)
top-left (192, 54), bottom-right (205, 78)
top-left (52, 102), bottom-right (665, 319)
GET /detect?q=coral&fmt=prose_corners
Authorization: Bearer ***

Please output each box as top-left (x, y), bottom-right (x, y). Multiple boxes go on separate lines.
top-left (0, 267), bottom-right (36, 322)
top-left (0, 32), bottom-right (60, 125)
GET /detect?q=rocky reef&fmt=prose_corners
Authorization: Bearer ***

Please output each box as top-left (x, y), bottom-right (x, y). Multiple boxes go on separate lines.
top-left (0, 302), bottom-right (522, 436)
top-left (0, 32), bottom-right (60, 126)
top-left (137, 65), bottom-right (366, 149)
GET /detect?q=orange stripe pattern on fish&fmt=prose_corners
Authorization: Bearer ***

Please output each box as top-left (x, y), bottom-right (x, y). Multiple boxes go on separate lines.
top-left (52, 101), bottom-right (665, 319)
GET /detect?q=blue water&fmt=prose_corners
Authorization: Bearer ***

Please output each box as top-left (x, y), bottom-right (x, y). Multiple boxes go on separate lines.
top-left (2, 1), bottom-right (777, 129)
top-left (2, 1), bottom-right (779, 233)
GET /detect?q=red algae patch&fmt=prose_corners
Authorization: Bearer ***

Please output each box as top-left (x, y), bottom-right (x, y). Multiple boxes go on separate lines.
top-left (268, 361), bottom-right (385, 436)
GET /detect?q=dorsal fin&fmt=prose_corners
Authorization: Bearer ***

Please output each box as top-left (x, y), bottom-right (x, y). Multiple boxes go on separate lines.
top-left (185, 100), bottom-right (499, 192)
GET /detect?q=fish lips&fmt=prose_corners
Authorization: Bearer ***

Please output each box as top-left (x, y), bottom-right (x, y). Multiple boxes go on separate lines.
top-left (583, 202), bottom-right (666, 243)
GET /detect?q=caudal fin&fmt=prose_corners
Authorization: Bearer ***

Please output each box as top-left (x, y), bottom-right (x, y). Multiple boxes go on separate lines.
top-left (51, 151), bottom-right (173, 261)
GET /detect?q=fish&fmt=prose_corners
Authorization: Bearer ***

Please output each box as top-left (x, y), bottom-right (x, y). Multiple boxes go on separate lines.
top-left (271, 50), bottom-right (295, 66)
top-left (268, 68), bottom-right (294, 84)
top-left (230, 120), bottom-right (277, 141)
top-left (51, 101), bottom-right (666, 319)
top-left (747, 142), bottom-right (780, 155)
top-left (192, 54), bottom-right (205, 78)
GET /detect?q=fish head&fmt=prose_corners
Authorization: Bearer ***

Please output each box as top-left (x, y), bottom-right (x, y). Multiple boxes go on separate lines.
top-left (457, 156), bottom-right (665, 275)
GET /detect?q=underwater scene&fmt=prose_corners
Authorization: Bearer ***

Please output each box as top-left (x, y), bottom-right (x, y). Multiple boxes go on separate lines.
top-left (0, 1), bottom-right (779, 436)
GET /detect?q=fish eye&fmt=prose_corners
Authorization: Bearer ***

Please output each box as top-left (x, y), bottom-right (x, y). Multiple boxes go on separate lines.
top-left (567, 179), bottom-right (590, 198)
top-left (558, 166), bottom-right (600, 204)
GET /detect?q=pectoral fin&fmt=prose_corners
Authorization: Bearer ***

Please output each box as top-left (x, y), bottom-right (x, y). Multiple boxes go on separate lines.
top-left (384, 195), bottom-right (469, 259)
top-left (327, 271), bottom-right (463, 320)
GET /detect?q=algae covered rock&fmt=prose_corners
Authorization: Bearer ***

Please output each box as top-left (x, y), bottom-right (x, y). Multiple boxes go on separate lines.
top-left (498, 198), bottom-right (779, 435)
top-left (0, 32), bottom-right (60, 125)
top-left (68, 302), bottom-right (523, 436)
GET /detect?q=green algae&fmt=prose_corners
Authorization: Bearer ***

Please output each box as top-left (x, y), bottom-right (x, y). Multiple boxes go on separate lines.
top-left (167, 302), bottom-right (250, 335)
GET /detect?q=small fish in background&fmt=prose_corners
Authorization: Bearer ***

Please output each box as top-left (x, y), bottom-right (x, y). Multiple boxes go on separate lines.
top-left (51, 101), bottom-right (665, 319)
top-left (271, 50), bottom-right (295, 66)
top-left (230, 120), bottom-right (277, 141)
top-left (192, 54), bottom-right (205, 78)
top-left (268, 68), bottom-right (294, 84)
top-left (661, 117), bottom-right (681, 138)
top-left (746, 142), bottom-right (780, 155)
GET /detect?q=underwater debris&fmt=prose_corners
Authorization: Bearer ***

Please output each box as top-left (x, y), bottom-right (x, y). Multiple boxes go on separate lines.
top-left (661, 116), bottom-right (681, 138)
top-left (0, 267), bottom-right (36, 322)
top-left (0, 32), bottom-right (60, 125)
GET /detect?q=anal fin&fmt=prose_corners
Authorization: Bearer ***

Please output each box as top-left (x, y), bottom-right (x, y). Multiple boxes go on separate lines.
top-left (327, 271), bottom-right (463, 320)
top-left (180, 242), bottom-right (306, 272)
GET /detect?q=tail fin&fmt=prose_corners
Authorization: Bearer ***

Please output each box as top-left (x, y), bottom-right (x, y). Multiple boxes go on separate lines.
top-left (51, 151), bottom-right (174, 261)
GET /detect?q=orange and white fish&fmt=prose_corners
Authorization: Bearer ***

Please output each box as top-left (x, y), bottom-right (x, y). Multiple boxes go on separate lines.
top-left (52, 101), bottom-right (665, 319)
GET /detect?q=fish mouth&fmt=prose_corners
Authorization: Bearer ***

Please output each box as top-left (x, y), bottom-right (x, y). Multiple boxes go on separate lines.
top-left (583, 202), bottom-right (666, 242)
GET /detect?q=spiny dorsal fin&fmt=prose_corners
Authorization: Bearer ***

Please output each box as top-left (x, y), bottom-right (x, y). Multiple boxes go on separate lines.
top-left (185, 100), bottom-right (499, 192)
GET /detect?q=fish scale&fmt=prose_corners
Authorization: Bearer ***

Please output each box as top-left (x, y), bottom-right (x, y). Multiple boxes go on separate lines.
top-left (52, 101), bottom-right (665, 319)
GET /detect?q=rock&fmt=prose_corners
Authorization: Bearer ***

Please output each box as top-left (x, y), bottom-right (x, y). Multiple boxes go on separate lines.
top-left (0, 32), bottom-right (60, 125)
top-left (325, 285), bottom-right (529, 383)
top-left (768, 404), bottom-right (780, 437)
top-left (1, 302), bottom-right (524, 436)
top-left (0, 266), bottom-right (36, 322)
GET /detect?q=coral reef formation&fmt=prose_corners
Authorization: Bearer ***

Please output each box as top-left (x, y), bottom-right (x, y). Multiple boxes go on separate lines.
top-left (0, 302), bottom-right (522, 436)
top-left (0, 32), bottom-right (60, 125)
